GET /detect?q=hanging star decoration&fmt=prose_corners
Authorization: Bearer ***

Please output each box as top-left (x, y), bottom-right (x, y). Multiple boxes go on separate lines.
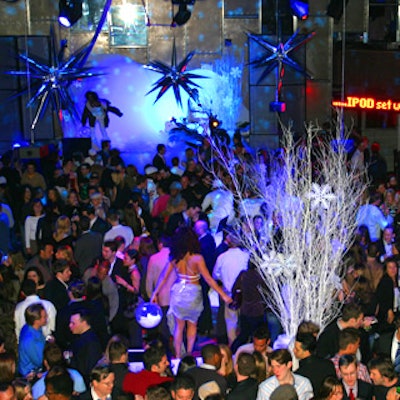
top-left (145, 39), bottom-right (207, 108)
top-left (247, 29), bottom-right (315, 84)
top-left (306, 183), bottom-right (336, 210)
top-left (4, 0), bottom-right (112, 132)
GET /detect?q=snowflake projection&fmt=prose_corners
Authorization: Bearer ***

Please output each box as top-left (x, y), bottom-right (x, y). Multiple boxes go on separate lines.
top-left (204, 51), bottom-right (244, 133)
top-left (247, 29), bottom-right (315, 84)
top-left (230, 66), bottom-right (241, 79)
top-left (307, 183), bottom-right (336, 210)
top-left (260, 251), bottom-right (297, 278)
top-left (4, 0), bottom-right (113, 133)
top-left (145, 39), bottom-right (207, 108)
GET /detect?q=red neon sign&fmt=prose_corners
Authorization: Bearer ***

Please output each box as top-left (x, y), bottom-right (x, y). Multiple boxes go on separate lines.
top-left (332, 96), bottom-right (400, 112)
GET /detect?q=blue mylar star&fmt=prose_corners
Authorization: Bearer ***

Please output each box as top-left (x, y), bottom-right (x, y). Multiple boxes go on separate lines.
top-left (145, 39), bottom-right (207, 108)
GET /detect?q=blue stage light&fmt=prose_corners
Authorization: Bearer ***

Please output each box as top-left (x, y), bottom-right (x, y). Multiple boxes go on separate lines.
top-left (290, 0), bottom-right (309, 20)
top-left (58, 0), bottom-right (82, 28)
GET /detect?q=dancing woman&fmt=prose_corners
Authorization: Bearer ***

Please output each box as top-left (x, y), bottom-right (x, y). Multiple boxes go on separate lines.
top-left (151, 226), bottom-right (232, 358)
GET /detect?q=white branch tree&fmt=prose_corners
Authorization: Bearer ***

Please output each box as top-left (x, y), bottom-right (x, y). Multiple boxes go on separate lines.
top-left (205, 121), bottom-right (368, 339)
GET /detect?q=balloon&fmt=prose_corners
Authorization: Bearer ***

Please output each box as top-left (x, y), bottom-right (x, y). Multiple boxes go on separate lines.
top-left (135, 302), bottom-right (162, 329)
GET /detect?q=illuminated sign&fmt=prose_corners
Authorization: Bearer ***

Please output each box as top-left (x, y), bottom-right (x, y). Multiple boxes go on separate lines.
top-left (332, 96), bottom-right (400, 112)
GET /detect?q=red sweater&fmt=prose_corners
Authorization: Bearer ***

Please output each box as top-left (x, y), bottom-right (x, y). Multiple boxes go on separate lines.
top-left (122, 369), bottom-right (173, 397)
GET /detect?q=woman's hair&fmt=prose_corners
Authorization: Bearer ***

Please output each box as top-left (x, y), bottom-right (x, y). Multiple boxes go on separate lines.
top-left (12, 378), bottom-right (31, 400)
top-left (53, 216), bottom-right (71, 241)
top-left (86, 277), bottom-right (103, 301)
top-left (218, 344), bottom-right (233, 376)
top-left (56, 245), bottom-right (75, 263)
top-left (138, 236), bottom-right (156, 257)
top-left (177, 355), bottom-right (197, 375)
top-left (0, 352), bottom-right (16, 383)
top-left (317, 376), bottom-right (343, 400)
top-left (252, 351), bottom-right (267, 383)
top-left (30, 198), bottom-right (43, 216)
top-left (23, 266), bottom-right (44, 286)
top-left (170, 227), bottom-right (201, 261)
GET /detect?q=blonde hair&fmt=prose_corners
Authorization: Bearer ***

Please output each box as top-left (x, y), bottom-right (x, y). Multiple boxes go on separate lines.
top-left (218, 344), bottom-right (233, 376)
top-left (53, 215), bottom-right (71, 242)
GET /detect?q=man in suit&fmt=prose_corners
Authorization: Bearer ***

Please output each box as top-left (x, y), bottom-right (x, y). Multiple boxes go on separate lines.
top-left (227, 352), bottom-right (258, 400)
top-left (68, 309), bottom-right (103, 385)
top-left (166, 202), bottom-right (201, 236)
top-left (79, 364), bottom-right (115, 400)
top-left (316, 302), bottom-right (367, 360)
top-left (294, 332), bottom-right (336, 394)
top-left (44, 260), bottom-right (71, 311)
top-left (377, 225), bottom-right (395, 262)
top-left (186, 344), bottom-right (227, 400)
top-left (152, 144), bottom-right (168, 172)
top-left (194, 219), bottom-right (216, 335)
top-left (82, 204), bottom-right (110, 236)
top-left (55, 280), bottom-right (108, 351)
top-left (339, 355), bottom-right (373, 400)
top-left (74, 216), bottom-right (103, 274)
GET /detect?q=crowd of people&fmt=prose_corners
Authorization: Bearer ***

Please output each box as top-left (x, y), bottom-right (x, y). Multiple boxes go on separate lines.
top-left (0, 132), bottom-right (400, 400)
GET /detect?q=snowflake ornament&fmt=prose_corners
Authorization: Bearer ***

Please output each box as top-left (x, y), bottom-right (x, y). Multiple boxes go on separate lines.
top-left (260, 251), bottom-right (296, 277)
top-left (307, 183), bottom-right (336, 210)
top-left (230, 66), bottom-right (241, 79)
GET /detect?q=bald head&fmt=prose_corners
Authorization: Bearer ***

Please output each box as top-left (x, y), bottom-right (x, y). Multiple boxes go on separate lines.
top-left (194, 220), bottom-right (208, 237)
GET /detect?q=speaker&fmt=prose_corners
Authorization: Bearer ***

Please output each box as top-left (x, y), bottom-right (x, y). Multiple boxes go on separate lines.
top-left (327, 0), bottom-right (349, 22)
top-left (62, 138), bottom-right (92, 161)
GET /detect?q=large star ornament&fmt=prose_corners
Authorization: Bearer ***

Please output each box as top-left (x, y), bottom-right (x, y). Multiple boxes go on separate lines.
top-left (4, 0), bottom-right (112, 132)
top-left (247, 29), bottom-right (315, 84)
top-left (145, 40), bottom-right (207, 108)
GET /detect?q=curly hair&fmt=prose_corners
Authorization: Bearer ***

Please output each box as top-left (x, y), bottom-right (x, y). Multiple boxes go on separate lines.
top-left (169, 227), bottom-right (200, 262)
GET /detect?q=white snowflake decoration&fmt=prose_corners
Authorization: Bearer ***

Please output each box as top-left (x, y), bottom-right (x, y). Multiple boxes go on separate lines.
top-left (307, 183), bottom-right (336, 210)
top-left (230, 66), bottom-right (241, 79)
top-left (260, 251), bottom-right (296, 277)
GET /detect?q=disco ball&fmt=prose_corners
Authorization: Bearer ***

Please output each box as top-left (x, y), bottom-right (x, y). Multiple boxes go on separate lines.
top-left (135, 302), bottom-right (163, 329)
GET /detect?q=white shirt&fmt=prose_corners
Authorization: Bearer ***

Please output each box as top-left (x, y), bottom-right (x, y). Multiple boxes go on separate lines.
top-left (24, 215), bottom-right (43, 246)
top-left (213, 247), bottom-right (249, 296)
top-left (104, 224), bottom-right (134, 247)
top-left (356, 204), bottom-right (392, 242)
top-left (257, 374), bottom-right (313, 400)
top-left (14, 295), bottom-right (57, 340)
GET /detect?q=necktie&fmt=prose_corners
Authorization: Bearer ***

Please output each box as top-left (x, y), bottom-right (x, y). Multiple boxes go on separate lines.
top-left (394, 342), bottom-right (400, 373)
top-left (349, 388), bottom-right (355, 400)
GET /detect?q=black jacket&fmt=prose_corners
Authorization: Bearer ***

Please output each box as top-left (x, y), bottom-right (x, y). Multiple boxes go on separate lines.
top-left (296, 355), bottom-right (336, 394)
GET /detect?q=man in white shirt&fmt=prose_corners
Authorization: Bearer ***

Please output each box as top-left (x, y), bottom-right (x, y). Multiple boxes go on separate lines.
top-left (146, 235), bottom-right (176, 349)
top-left (104, 211), bottom-right (133, 247)
top-left (257, 349), bottom-right (313, 400)
top-left (15, 279), bottom-right (56, 341)
top-left (213, 234), bottom-right (249, 345)
top-left (356, 193), bottom-right (392, 242)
